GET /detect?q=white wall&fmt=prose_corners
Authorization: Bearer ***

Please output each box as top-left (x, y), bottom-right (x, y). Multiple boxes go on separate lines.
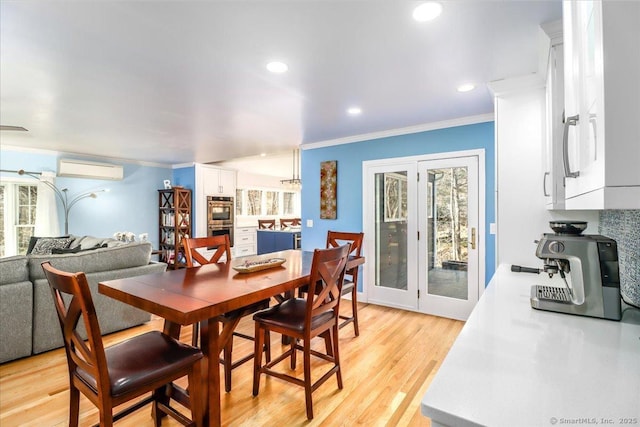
top-left (216, 151), bottom-right (294, 180)
top-left (236, 171), bottom-right (284, 189)
top-left (216, 150), bottom-right (300, 190)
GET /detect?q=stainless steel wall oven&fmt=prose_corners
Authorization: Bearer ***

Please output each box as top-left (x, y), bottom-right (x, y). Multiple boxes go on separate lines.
top-left (207, 196), bottom-right (234, 246)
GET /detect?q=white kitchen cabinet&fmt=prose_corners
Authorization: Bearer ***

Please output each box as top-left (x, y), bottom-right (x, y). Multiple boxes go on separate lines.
top-left (218, 168), bottom-right (236, 197)
top-left (562, 0), bottom-right (640, 209)
top-left (541, 20), bottom-right (565, 209)
top-left (198, 164), bottom-right (236, 197)
top-left (233, 226), bottom-right (256, 257)
top-left (488, 74), bottom-right (600, 267)
top-left (489, 75), bottom-right (551, 267)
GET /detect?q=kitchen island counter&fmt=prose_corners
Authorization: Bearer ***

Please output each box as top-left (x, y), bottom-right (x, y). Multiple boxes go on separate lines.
top-left (421, 264), bottom-right (640, 427)
top-left (257, 229), bottom-right (301, 254)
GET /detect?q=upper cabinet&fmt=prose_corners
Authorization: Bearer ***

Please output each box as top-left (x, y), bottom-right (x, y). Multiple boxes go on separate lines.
top-left (542, 20), bottom-right (565, 209)
top-left (561, 0), bottom-right (640, 209)
top-left (199, 165), bottom-right (236, 197)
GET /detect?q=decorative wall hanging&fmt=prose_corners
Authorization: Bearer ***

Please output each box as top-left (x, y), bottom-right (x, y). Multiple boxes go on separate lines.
top-left (320, 160), bottom-right (337, 219)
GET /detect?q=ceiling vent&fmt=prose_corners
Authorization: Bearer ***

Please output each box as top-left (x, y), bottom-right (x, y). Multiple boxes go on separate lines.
top-left (57, 159), bottom-right (124, 180)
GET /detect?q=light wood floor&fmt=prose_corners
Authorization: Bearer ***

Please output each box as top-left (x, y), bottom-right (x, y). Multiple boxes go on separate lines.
top-left (0, 303), bottom-right (464, 427)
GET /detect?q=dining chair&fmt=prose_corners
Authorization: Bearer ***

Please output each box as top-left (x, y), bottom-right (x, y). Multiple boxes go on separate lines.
top-left (252, 243), bottom-right (351, 420)
top-left (279, 218), bottom-right (301, 229)
top-left (183, 235), bottom-right (271, 393)
top-left (257, 219), bottom-right (276, 230)
top-left (183, 235), bottom-right (231, 268)
top-left (326, 231), bottom-right (365, 336)
top-left (297, 231), bottom-right (364, 336)
top-left (41, 261), bottom-right (204, 427)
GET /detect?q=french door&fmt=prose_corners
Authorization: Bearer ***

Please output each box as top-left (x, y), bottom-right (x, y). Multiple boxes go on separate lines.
top-left (363, 151), bottom-right (482, 320)
top-left (366, 162), bottom-right (419, 310)
top-left (417, 156), bottom-right (479, 320)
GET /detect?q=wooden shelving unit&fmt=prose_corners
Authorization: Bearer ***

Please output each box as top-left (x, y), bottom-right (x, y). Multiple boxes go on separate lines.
top-left (158, 188), bottom-right (192, 269)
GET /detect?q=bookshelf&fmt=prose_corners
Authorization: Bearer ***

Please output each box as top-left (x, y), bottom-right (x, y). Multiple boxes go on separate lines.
top-left (158, 187), bottom-right (191, 269)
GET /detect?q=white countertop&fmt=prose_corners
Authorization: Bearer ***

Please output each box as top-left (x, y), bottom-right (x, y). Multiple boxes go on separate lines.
top-left (421, 264), bottom-right (640, 427)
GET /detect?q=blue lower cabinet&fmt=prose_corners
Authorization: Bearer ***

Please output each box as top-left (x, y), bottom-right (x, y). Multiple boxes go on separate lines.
top-left (257, 230), bottom-right (301, 254)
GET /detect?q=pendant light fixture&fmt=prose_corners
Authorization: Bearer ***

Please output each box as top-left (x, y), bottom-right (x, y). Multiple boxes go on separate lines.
top-left (280, 148), bottom-right (302, 189)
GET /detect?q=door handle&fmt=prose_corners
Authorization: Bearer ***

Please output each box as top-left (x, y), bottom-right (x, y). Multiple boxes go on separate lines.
top-left (471, 227), bottom-right (476, 250)
top-left (562, 114), bottom-right (580, 178)
top-left (543, 171), bottom-right (550, 197)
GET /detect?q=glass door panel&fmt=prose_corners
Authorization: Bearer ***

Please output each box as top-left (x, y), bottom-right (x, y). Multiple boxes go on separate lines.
top-left (367, 163), bottom-right (417, 310)
top-left (425, 167), bottom-right (469, 300)
top-left (377, 171), bottom-right (407, 291)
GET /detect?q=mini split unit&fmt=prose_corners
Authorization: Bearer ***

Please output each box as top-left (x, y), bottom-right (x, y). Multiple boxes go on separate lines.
top-left (57, 159), bottom-right (124, 180)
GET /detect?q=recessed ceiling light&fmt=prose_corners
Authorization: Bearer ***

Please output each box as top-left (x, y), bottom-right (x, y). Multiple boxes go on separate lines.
top-left (260, 153), bottom-right (267, 157)
top-left (457, 83), bottom-right (476, 93)
top-left (266, 61), bottom-right (288, 73)
top-left (413, 2), bottom-right (443, 22)
top-left (347, 107), bottom-right (362, 116)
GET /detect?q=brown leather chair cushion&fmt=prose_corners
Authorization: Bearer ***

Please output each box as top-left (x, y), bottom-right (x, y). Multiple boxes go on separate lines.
top-left (253, 298), bottom-right (335, 332)
top-left (76, 331), bottom-right (203, 397)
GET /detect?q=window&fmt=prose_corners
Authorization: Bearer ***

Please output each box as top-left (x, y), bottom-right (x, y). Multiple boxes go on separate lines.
top-left (236, 188), bottom-right (300, 218)
top-left (0, 181), bottom-right (38, 257)
top-left (246, 190), bottom-right (262, 216)
top-left (283, 192), bottom-right (296, 215)
top-left (383, 172), bottom-right (408, 222)
top-left (265, 191), bottom-right (279, 215)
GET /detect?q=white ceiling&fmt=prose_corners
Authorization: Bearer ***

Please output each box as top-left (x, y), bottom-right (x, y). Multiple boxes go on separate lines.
top-left (0, 1), bottom-right (561, 166)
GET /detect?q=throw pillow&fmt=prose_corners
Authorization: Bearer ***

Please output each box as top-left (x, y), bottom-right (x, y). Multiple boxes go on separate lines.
top-left (30, 237), bottom-right (74, 255)
top-left (51, 246), bottom-right (82, 254)
top-left (26, 235), bottom-right (70, 254)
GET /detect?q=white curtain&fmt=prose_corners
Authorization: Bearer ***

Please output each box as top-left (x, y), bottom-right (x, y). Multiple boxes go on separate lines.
top-left (34, 171), bottom-right (61, 236)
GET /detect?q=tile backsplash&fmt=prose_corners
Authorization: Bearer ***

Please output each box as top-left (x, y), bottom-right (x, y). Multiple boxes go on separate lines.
top-left (599, 210), bottom-right (640, 307)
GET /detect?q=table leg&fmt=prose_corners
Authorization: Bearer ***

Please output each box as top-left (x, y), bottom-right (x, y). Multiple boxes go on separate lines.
top-left (162, 319), bottom-right (182, 338)
top-left (199, 315), bottom-right (243, 427)
top-left (200, 318), bottom-right (221, 427)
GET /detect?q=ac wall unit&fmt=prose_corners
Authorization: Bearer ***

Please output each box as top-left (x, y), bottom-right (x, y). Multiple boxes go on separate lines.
top-left (57, 159), bottom-right (124, 180)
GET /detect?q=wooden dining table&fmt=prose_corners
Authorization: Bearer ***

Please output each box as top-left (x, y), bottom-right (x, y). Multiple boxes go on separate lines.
top-left (99, 249), bottom-right (364, 427)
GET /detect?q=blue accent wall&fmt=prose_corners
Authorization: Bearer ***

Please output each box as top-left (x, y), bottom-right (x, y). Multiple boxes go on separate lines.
top-left (300, 121), bottom-right (496, 286)
top-left (172, 165), bottom-right (196, 235)
top-left (1, 148), bottom-right (171, 249)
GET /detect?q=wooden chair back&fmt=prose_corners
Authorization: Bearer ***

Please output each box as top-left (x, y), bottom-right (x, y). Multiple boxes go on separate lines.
top-left (183, 235), bottom-right (231, 267)
top-left (258, 219), bottom-right (276, 230)
top-left (305, 244), bottom-right (351, 330)
top-left (42, 261), bottom-right (108, 393)
top-left (280, 218), bottom-right (301, 228)
top-left (326, 231), bottom-right (363, 275)
top-left (326, 231), bottom-right (364, 335)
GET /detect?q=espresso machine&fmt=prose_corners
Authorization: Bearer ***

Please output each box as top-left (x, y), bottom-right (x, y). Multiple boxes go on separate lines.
top-left (529, 221), bottom-right (622, 320)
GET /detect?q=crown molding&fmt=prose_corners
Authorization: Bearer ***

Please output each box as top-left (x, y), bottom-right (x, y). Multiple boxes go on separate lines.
top-left (301, 113), bottom-right (494, 151)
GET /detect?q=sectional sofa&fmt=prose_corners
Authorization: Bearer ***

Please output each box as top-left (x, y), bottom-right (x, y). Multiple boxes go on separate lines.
top-left (0, 236), bottom-right (167, 363)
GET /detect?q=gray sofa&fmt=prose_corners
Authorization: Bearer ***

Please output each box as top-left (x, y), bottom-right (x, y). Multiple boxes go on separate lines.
top-left (0, 236), bottom-right (167, 363)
